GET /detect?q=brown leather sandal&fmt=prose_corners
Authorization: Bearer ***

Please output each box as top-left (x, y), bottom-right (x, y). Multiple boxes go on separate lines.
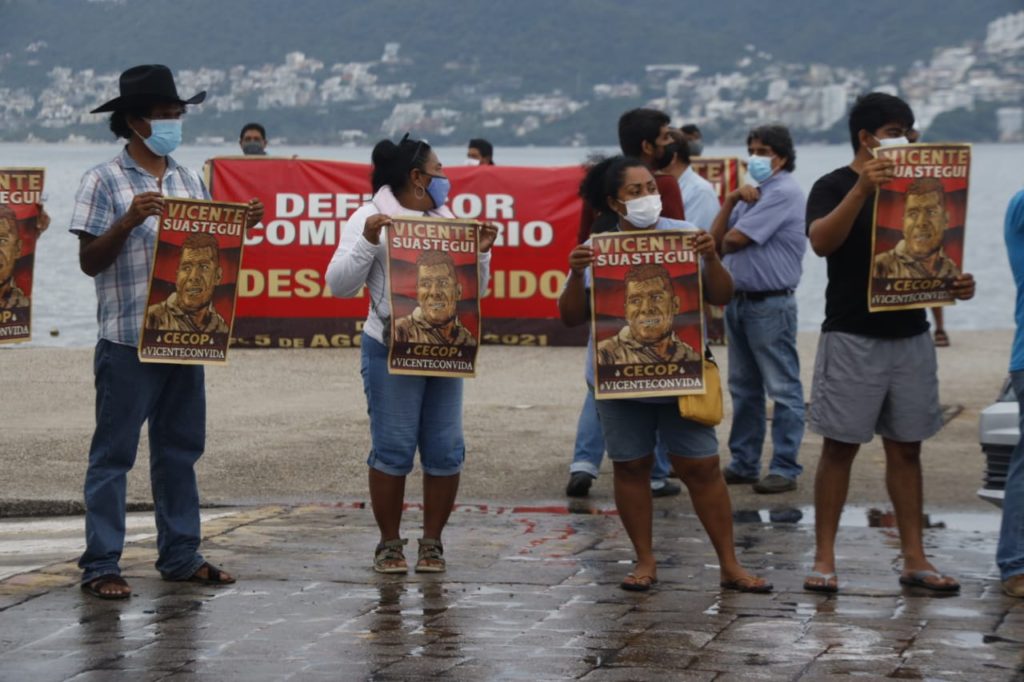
top-left (81, 574), bottom-right (131, 600)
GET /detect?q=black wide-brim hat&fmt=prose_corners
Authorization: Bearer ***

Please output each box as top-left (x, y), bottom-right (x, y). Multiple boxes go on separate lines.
top-left (90, 64), bottom-right (206, 114)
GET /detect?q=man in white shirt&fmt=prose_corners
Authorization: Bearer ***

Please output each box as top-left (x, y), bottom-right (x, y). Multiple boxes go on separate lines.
top-left (662, 129), bottom-right (720, 230)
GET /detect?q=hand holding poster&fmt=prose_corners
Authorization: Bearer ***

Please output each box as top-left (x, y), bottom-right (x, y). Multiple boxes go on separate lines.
top-left (0, 168), bottom-right (45, 344)
top-left (139, 197), bottom-right (248, 364)
top-left (591, 229), bottom-right (705, 399)
top-left (387, 217), bottom-right (481, 378)
top-left (869, 143), bottom-right (970, 311)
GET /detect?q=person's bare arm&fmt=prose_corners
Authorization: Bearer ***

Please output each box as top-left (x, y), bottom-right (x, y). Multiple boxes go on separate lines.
top-left (808, 158), bottom-right (893, 257)
top-left (78, 192), bottom-right (164, 277)
top-left (693, 230), bottom-right (733, 305)
top-left (711, 186), bottom-right (758, 254)
top-left (558, 244), bottom-right (593, 327)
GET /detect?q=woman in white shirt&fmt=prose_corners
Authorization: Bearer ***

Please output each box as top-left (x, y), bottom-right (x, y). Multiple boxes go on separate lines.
top-left (325, 135), bottom-right (498, 574)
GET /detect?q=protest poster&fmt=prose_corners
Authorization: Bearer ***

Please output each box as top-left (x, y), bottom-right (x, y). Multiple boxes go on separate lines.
top-left (868, 143), bottom-right (970, 312)
top-left (590, 229), bottom-right (705, 400)
top-left (386, 216), bottom-right (481, 378)
top-left (689, 158), bottom-right (740, 345)
top-left (139, 197), bottom-right (248, 364)
top-left (207, 157), bottom-right (586, 348)
top-left (0, 168), bottom-right (44, 344)
top-left (690, 157), bottom-right (742, 204)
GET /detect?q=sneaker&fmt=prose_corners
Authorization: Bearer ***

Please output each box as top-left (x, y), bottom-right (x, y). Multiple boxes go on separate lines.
top-left (651, 480), bottom-right (682, 497)
top-left (753, 474), bottom-right (797, 494)
top-left (723, 469), bottom-right (759, 485)
top-left (566, 472), bottom-right (595, 497)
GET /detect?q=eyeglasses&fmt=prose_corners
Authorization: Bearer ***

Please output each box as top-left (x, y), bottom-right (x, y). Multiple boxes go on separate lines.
top-left (400, 132), bottom-right (428, 170)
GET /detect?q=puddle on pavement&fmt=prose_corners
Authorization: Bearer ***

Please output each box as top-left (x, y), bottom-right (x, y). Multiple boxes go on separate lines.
top-left (922, 604), bottom-right (985, 618)
top-left (939, 631), bottom-right (987, 647)
top-left (732, 505), bottom-right (1001, 532)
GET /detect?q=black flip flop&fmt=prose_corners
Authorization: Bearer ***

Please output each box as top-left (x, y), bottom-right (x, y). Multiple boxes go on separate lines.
top-left (899, 570), bottom-right (959, 592)
top-left (165, 561), bottom-right (236, 585)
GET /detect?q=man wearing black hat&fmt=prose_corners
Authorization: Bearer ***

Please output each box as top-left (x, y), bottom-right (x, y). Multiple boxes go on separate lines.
top-left (69, 65), bottom-right (263, 599)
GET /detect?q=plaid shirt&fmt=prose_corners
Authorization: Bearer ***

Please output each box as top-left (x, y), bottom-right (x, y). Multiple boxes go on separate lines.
top-left (69, 147), bottom-right (209, 346)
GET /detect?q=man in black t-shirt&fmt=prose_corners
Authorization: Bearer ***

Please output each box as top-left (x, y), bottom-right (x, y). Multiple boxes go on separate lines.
top-left (803, 93), bottom-right (976, 595)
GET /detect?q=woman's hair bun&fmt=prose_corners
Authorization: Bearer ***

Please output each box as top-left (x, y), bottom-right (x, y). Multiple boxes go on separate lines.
top-left (372, 139), bottom-right (401, 165)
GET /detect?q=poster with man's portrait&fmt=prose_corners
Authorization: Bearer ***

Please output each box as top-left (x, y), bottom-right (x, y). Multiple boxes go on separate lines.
top-left (0, 168), bottom-right (45, 345)
top-left (387, 216), bottom-right (481, 378)
top-left (869, 143), bottom-right (970, 312)
top-left (591, 229), bottom-right (705, 400)
top-left (139, 197), bottom-right (248, 364)
top-left (690, 157), bottom-right (742, 204)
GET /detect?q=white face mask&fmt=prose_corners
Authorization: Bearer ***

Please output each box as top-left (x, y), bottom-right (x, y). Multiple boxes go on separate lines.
top-left (874, 135), bottom-right (909, 148)
top-left (621, 195), bottom-right (662, 228)
top-left (465, 158), bottom-right (481, 166)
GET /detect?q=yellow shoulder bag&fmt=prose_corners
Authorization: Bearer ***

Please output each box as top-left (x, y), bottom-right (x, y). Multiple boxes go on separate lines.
top-left (677, 351), bottom-right (723, 427)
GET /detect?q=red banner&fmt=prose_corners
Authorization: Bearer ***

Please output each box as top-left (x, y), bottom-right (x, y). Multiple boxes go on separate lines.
top-left (207, 157), bottom-right (587, 347)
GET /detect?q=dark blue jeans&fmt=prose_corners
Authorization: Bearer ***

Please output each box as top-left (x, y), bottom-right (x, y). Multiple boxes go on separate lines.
top-left (998, 370), bottom-right (1024, 581)
top-left (79, 340), bottom-right (207, 583)
top-left (724, 294), bottom-right (805, 480)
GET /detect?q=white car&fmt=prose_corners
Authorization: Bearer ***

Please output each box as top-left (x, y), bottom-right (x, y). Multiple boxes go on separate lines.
top-left (978, 377), bottom-right (1019, 508)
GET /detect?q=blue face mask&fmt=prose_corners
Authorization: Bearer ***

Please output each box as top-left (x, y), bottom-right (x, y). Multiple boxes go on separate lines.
top-left (426, 175), bottom-right (451, 208)
top-left (138, 119), bottom-right (183, 157)
top-left (747, 154), bottom-right (774, 183)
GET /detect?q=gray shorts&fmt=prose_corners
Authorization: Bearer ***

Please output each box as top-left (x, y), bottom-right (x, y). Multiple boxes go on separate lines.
top-left (808, 331), bottom-right (941, 444)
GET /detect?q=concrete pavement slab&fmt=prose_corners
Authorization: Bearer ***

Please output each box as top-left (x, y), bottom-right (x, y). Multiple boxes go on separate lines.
top-left (1, 503), bottom-right (1022, 680)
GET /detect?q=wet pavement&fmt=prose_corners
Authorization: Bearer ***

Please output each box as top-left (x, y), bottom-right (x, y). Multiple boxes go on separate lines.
top-left (1, 502), bottom-right (1022, 681)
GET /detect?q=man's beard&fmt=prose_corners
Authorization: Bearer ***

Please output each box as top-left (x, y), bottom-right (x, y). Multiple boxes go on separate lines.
top-left (910, 248), bottom-right (940, 261)
top-left (652, 143), bottom-right (677, 171)
top-left (427, 314), bottom-right (456, 328)
top-left (632, 318), bottom-right (672, 344)
top-left (424, 299), bottom-right (455, 327)
top-left (178, 295), bottom-right (212, 314)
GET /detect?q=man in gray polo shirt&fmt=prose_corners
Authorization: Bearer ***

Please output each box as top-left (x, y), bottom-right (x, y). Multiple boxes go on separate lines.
top-left (711, 125), bottom-right (806, 494)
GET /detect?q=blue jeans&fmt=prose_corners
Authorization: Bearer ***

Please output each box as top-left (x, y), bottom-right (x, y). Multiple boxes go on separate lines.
top-left (998, 370), bottom-right (1024, 581)
top-left (79, 340), bottom-right (207, 583)
top-left (360, 335), bottom-right (465, 477)
top-left (724, 294), bottom-right (805, 480)
top-left (569, 390), bottom-right (671, 482)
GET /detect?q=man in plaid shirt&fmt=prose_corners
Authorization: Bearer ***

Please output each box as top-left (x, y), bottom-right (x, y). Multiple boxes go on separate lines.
top-left (70, 65), bottom-right (263, 599)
